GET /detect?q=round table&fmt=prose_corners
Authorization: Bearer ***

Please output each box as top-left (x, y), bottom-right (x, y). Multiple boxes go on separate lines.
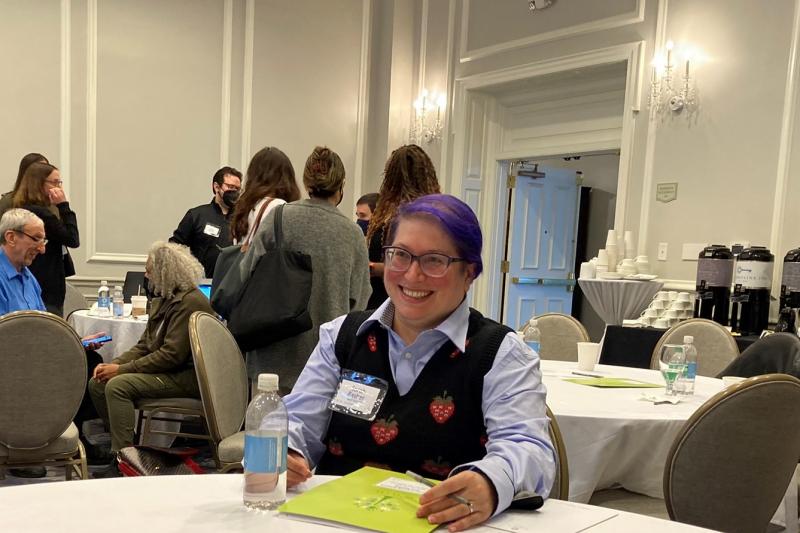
top-left (578, 279), bottom-right (663, 325)
top-left (541, 360), bottom-right (724, 503)
top-left (0, 474), bottom-right (716, 532)
top-left (69, 309), bottom-right (148, 363)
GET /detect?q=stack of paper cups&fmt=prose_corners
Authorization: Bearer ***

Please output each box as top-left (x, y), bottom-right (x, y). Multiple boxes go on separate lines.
top-left (624, 230), bottom-right (635, 260)
top-left (596, 249), bottom-right (608, 275)
top-left (605, 230), bottom-right (618, 273)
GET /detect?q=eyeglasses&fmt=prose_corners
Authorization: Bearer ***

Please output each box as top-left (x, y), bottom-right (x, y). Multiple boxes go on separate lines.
top-left (383, 246), bottom-right (465, 278)
top-left (45, 179), bottom-right (64, 187)
top-left (14, 230), bottom-right (48, 246)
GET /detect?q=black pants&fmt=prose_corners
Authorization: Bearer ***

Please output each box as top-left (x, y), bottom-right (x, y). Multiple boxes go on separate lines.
top-left (74, 349), bottom-right (103, 435)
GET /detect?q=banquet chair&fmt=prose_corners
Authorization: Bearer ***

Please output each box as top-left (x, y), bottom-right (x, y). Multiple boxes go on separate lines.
top-left (545, 405), bottom-right (570, 500)
top-left (0, 311), bottom-right (88, 480)
top-left (189, 311), bottom-right (248, 472)
top-left (717, 332), bottom-right (800, 379)
top-left (663, 374), bottom-right (800, 532)
top-left (650, 318), bottom-right (739, 377)
top-left (64, 281), bottom-right (88, 321)
top-left (533, 313), bottom-right (590, 361)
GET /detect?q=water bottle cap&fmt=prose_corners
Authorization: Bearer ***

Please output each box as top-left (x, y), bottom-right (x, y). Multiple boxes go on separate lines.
top-left (529, 318), bottom-right (538, 326)
top-left (684, 335), bottom-right (693, 343)
top-left (257, 373), bottom-right (279, 392)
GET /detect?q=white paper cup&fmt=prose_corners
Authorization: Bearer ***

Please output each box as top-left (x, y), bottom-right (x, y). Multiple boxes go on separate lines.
top-left (666, 309), bottom-right (680, 319)
top-left (677, 292), bottom-right (692, 303)
top-left (131, 295), bottom-right (148, 317)
top-left (577, 342), bottom-right (601, 371)
top-left (667, 291), bottom-right (678, 300)
top-left (579, 262), bottom-right (595, 279)
top-left (643, 309), bottom-right (658, 318)
top-left (606, 229), bottom-right (617, 246)
top-left (654, 318), bottom-right (669, 329)
top-left (651, 300), bottom-right (665, 310)
top-left (597, 249), bottom-right (608, 266)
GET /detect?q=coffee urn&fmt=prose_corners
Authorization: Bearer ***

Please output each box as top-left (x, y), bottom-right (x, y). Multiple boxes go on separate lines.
top-left (780, 247), bottom-right (800, 309)
top-left (730, 246), bottom-right (774, 335)
top-left (693, 245), bottom-right (734, 325)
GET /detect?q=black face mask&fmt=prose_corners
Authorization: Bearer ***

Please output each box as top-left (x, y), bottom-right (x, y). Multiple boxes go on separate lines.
top-left (356, 219), bottom-right (369, 235)
top-left (222, 190), bottom-right (239, 208)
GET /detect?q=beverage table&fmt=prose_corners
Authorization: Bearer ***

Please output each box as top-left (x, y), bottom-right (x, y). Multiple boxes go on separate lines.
top-left (0, 474), bottom-right (717, 532)
top-left (578, 279), bottom-right (663, 325)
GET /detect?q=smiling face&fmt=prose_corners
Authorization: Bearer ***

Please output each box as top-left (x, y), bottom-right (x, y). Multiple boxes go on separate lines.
top-left (384, 216), bottom-right (475, 343)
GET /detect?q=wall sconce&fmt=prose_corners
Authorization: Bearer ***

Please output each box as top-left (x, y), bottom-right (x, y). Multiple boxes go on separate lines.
top-left (410, 89), bottom-right (446, 144)
top-left (648, 41), bottom-right (697, 117)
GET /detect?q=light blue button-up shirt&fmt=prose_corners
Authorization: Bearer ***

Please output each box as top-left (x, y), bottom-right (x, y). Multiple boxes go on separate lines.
top-left (284, 298), bottom-right (556, 515)
top-left (0, 248), bottom-right (46, 315)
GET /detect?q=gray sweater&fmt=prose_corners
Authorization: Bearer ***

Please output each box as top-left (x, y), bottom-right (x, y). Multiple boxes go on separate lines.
top-left (239, 198), bottom-right (371, 387)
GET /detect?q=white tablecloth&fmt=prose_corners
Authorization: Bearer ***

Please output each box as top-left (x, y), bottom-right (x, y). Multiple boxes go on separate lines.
top-left (542, 360), bottom-right (724, 503)
top-left (578, 279), bottom-right (663, 325)
top-left (0, 474), bottom-right (716, 532)
top-left (69, 310), bottom-right (147, 363)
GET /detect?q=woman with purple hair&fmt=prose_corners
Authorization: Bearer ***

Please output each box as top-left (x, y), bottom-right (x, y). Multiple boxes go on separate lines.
top-left (281, 194), bottom-right (555, 531)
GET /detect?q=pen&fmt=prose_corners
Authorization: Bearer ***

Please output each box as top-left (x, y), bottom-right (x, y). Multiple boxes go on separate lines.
top-left (571, 371), bottom-right (602, 378)
top-left (405, 470), bottom-right (472, 509)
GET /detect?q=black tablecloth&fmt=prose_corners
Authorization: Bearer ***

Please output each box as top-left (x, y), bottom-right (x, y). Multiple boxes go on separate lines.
top-left (599, 325), bottom-right (759, 369)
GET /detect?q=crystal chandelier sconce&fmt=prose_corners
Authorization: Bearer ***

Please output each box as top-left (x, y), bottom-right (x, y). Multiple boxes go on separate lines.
top-left (410, 89), bottom-right (446, 144)
top-left (648, 41), bottom-right (697, 116)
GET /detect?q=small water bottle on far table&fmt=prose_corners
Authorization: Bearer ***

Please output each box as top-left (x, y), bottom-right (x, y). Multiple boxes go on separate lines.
top-left (243, 373), bottom-right (288, 510)
top-left (681, 335), bottom-right (697, 395)
top-left (97, 280), bottom-right (111, 317)
top-left (112, 285), bottom-right (124, 318)
top-left (523, 318), bottom-right (541, 354)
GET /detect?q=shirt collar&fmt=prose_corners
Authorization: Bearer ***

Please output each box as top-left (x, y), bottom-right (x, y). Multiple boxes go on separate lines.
top-left (356, 297), bottom-right (471, 351)
top-left (0, 248), bottom-right (24, 280)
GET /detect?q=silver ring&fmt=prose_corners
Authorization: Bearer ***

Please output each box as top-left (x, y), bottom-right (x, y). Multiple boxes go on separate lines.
top-left (465, 501), bottom-right (475, 514)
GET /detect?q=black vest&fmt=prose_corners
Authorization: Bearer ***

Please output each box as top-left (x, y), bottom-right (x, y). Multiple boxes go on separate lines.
top-left (316, 308), bottom-right (512, 479)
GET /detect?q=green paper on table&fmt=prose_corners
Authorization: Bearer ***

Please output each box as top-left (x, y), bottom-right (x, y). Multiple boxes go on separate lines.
top-left (564, 377), bottom-right (662, 388)
top-left (278, 466), bottom-right (438, 533)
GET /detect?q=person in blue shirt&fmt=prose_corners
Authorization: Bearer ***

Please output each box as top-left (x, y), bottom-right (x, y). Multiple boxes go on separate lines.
top-left (282, 194), bottom-right (555, 532)
top-left (0, 208), bottom-right (48, 314)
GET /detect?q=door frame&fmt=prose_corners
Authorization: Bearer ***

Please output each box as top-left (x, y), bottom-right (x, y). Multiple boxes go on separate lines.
top-left (445, 42), bottom-right (646, 319)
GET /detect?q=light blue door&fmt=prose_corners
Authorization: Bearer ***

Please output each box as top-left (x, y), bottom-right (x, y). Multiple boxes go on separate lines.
top-left (504, 166), bottom-right (579, 331)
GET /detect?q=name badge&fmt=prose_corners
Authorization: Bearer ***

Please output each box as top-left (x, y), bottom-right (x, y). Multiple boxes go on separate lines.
top-left (328, 370), bottom-right (388, 421)
top-left (203, 223), bottom-right (221, 237)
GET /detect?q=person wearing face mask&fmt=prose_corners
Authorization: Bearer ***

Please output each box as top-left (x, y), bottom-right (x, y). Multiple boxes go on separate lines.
top-left (170, 166), bottom-right (242, 278)
top-left (238, 146), bottom-right (371, 392)
top-left (355, 192), bottom-right (378, 235)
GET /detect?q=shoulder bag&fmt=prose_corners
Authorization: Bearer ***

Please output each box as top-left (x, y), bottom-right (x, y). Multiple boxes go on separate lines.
top-left (227, 203), bottom-right (313, 352)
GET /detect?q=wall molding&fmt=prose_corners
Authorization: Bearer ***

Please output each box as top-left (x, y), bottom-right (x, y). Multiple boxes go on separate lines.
top-left (240, 0), bottom-right (255, 169)
top-left (459, 0), bottom-right (645, 63)
top-left (220, 0), bottom-right (233, 165)
top-left (769, 0), bottom-right (800, 301)
top-left (60, 0), bottom-right (71, 199)
top-left (439, 0), bottom-right (458, 187)
top-left (352, 0), bottom-right (373, 204)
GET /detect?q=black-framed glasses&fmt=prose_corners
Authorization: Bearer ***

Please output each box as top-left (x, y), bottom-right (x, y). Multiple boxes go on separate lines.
top-left (383, 246), bottom-right (465, 278)
top-left (14, 230), bottom-right (48, 246)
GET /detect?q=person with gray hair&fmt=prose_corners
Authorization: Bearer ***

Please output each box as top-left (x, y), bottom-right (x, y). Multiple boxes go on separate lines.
top-left (0, 208), bottom-right (48, 314)
top-left (88, 241), bottom-right (214, 477)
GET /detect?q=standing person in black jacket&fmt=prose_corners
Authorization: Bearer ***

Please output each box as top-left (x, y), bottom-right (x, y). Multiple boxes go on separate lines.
top-left (13, 162), bottom-right (79, 317)
top-left (170, 166), bottom-right (242, 278)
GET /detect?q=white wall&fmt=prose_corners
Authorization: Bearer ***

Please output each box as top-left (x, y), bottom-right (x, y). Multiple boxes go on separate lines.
top-left (0, 0), bottom-right (369, 296)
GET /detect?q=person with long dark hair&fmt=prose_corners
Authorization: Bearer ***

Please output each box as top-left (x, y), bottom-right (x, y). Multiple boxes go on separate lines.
top-left (0, 152), bottom-right (49, 217)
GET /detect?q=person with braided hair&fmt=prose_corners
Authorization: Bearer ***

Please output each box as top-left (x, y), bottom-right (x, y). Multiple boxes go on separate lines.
top-left (366, 144), bottom-right (440, 309)
top-left (239, 146), bottom-right (371, 390)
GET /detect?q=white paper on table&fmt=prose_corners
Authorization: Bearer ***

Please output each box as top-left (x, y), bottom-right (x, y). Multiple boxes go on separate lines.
top-left (472, 501), bottom-right (618, 533)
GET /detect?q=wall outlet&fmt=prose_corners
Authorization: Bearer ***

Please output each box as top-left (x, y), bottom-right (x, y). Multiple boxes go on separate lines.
top-left (657, 242), bottom-right (668, 261)
top-left (682, 243), bottom-right (708, 261)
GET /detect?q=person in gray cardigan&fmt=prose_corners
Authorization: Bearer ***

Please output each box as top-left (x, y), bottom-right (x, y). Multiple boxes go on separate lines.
top-left (239, 146), bottom-right (371, 390)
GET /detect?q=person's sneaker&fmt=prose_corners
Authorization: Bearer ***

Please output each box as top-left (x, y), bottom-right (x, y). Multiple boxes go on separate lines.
top-left (91, 457), bottom-right (121, 479)
top-left (8, 466), bottom-right (47, 478)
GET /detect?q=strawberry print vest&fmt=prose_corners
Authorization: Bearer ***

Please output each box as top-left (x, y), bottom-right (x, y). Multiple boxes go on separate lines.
top-left (316, 308), bottom-right (511, 479)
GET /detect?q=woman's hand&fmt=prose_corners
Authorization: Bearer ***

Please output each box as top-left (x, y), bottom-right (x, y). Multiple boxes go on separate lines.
top-left (287, 450), bottom-right (312, 488)
top-left (416, 470), bottom-right (497, 532)
top-left (48, 187), bottom-right (67, 205)
top-left (93, 363), bottom-right (120, 382)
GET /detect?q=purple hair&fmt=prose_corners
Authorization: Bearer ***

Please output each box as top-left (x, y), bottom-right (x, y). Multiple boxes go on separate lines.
top-left (386, 194), bottom-right (483, 278)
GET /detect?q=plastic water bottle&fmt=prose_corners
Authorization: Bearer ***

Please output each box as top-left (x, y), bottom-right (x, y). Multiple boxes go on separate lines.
top-left (668, 346), bottom-right (687, 395)
top-left (681, 335), bottom-right (697, 395)
top-left (523, 318), bottom-right (541, 354)
top-left (112, 286), bottom-right (124, 318)
top-left (97, 280), bottom-right (111, 316)
top-left (243, 373), bottom-right (288, 510)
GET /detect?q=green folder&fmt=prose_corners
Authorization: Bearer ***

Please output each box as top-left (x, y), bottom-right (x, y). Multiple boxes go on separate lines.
top-left (279, 467), bottom-right (438, 533)
top-left (564, 377), bottom-right (662, 388)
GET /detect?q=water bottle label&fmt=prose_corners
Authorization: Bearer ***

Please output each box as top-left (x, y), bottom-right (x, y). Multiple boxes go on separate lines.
top-left (686, 361), bottom-right (697, 380)
top-left (525, 341), bottom-right (541, 354)
top-left (244, 434), bottom-right (287, 474)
